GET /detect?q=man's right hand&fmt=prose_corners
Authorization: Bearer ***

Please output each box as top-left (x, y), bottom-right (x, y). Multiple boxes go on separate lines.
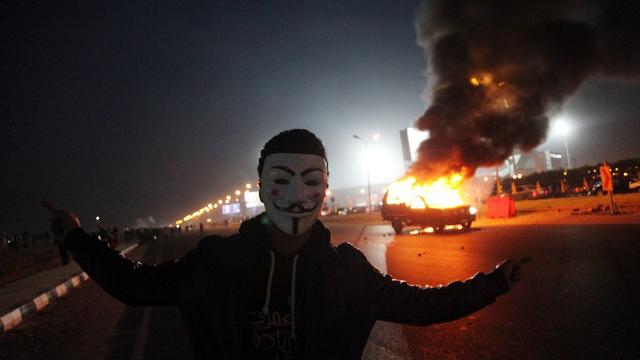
top-left (42, 201), bottom-right (81, 242)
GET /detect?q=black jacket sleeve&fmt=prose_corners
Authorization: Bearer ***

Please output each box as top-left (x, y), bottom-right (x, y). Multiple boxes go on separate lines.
top-left (357, 250), bottom-right (510, 326)
top-left (64, 228), bottom-right (202, 307)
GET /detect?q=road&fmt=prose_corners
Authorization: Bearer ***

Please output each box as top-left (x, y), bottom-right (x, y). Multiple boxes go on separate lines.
top-left (1, 222), bottom-right (639, 359)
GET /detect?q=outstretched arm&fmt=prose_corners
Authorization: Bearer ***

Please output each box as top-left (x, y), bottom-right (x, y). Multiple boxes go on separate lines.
top-left (65, 228), bottom-right (200, 306)
top-left (44, 202), bottom-right (200, 307)
top-left (364, 254), bottom-right (525, 326)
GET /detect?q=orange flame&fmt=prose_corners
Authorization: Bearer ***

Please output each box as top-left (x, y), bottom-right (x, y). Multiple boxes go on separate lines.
top-left (386, 174), bottom-right (465, 209)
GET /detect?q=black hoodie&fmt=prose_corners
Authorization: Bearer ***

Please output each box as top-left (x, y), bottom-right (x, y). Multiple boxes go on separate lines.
top-left (64, 213), bottom-right (509, 359)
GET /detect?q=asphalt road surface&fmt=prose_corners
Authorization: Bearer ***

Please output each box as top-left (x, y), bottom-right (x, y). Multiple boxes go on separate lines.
top-left (1, 222), bottom-right (639, 359)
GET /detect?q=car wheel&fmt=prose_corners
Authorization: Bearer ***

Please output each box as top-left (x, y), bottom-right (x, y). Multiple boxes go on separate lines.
top-left (462, 221), bottom-right (472, 230)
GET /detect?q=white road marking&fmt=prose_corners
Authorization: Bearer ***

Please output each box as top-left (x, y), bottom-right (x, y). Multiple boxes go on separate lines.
top-left (55, 283), bottom-right (68, 297)
top-left (130, 240), bottom-right (165, 360)
top-left (33, 293), bottom-right (49, 311)
top-left (1, 308), bottom-right (22, 331)
top-left (120, 243), bottom-right (139, 255)
top-left (354, 224), bottom-right (413, 360)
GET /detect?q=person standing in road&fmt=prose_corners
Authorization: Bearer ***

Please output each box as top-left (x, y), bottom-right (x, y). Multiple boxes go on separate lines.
top-left (45, 129), bottom-right (525, 359)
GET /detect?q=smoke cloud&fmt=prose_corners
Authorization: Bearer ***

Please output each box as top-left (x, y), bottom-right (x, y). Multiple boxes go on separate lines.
top-left (412, 0), bottom-right (640, 179)
top-left (135, 216), bottom-right (157, 228)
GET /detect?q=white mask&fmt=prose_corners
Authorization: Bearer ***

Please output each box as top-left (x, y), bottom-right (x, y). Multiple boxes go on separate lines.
top-left (259, 153), bottom-right (328, 236)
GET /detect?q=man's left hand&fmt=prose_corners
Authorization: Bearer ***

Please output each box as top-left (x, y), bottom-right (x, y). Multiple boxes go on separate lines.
top-left (497, 257), bottom-right (531, 289)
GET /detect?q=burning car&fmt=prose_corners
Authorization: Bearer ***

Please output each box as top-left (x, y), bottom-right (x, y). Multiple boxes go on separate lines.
top-left (381, 175), bottom-right (477, 235)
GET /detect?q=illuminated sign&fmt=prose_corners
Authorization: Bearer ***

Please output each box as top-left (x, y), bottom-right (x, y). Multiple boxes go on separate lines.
top-left (222, 203), bottom-right (241, 215)
top-left (244, 191), bottom-right (263, 209)
top-left (400, 128), bottom-right (429, 163)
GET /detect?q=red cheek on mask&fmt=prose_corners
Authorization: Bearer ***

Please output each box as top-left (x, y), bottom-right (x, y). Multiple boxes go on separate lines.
top-left (270, 188), bottom-right (281, 197)
top-left (311, 191), bottom-right (321, 200)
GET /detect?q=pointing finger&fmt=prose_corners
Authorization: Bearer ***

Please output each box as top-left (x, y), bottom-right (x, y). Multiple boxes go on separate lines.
top-left (518, 256), bottom-right (532, 266)
top-left (42, 201), bottom-right (60, 214)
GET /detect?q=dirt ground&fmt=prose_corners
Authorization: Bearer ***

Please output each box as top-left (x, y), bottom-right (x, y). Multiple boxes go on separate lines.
top-left (0, 246), bottom-right (63, 288)
top-left (476, 192), bottom-right (640, 226)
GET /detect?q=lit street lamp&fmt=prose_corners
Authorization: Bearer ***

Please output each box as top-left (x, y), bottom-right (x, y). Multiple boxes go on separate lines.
top-left (352, 133), bottom-right (379, 212)
top-left (553, 119), bottom-right (572, 169)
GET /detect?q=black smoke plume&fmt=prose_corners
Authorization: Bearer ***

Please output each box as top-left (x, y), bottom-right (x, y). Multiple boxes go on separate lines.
top-left (412, 0), bottom-right (640, 179)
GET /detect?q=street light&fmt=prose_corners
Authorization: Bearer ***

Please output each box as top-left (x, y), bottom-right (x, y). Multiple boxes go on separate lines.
top-left (352, 133), bottom-right (379, 212)
top-left (552, 119), bottom-right (572, 169)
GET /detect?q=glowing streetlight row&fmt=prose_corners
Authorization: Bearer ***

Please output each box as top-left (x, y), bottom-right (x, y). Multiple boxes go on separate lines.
top-left (174, 183), bottom-right (337, 226)
top-left (175, 183), bottom-right (255, 225)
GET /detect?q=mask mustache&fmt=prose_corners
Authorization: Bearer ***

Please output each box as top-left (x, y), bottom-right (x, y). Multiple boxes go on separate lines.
top-left (274, 201), bottom-right (318, 213)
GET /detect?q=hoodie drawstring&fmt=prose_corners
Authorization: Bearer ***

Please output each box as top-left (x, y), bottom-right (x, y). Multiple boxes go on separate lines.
top-left (262, 251), bottom-right (276, 315)
top-left (261, 251), bottom-right (301, 340)
top-left (290, 254), bottom-right (299, 340)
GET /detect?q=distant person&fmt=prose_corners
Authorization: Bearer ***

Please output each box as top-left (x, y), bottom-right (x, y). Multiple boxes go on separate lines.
top-left (108, 228), bottom-right (120, 249)
top-left (45, 129), bottom-right (525, 359)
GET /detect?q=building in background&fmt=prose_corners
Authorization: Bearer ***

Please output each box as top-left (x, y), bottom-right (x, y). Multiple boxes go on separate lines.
top-left (477, 150), bottom-right (565, 179)
top-left (399, 127), bottom-right (429, 168)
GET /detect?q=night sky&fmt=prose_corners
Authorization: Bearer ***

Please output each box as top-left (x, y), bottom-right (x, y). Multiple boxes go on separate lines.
top-left (2, 0), bottom-right (639, 232)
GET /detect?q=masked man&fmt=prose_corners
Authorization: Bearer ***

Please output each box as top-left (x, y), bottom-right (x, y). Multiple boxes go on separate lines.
top-left (46, 129), bottom-right (523, 359)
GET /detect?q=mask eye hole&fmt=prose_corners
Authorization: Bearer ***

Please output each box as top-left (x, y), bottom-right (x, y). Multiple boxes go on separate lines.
top-left (274, 178), bottom-right (290, 185)
top-left (304, 180), bottom-right (319, 186)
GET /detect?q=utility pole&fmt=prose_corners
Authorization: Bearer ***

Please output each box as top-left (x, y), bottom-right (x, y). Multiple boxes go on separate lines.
top-left (353, 134), bottom-right (378, 212)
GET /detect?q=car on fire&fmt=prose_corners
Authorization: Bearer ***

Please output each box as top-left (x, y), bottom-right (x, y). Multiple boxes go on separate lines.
top-left (381, 190), bottom-right (477, 235)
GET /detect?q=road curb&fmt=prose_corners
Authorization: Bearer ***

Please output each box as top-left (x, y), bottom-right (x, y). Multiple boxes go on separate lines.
top-left (0, 243), bottom-right (139, 334)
